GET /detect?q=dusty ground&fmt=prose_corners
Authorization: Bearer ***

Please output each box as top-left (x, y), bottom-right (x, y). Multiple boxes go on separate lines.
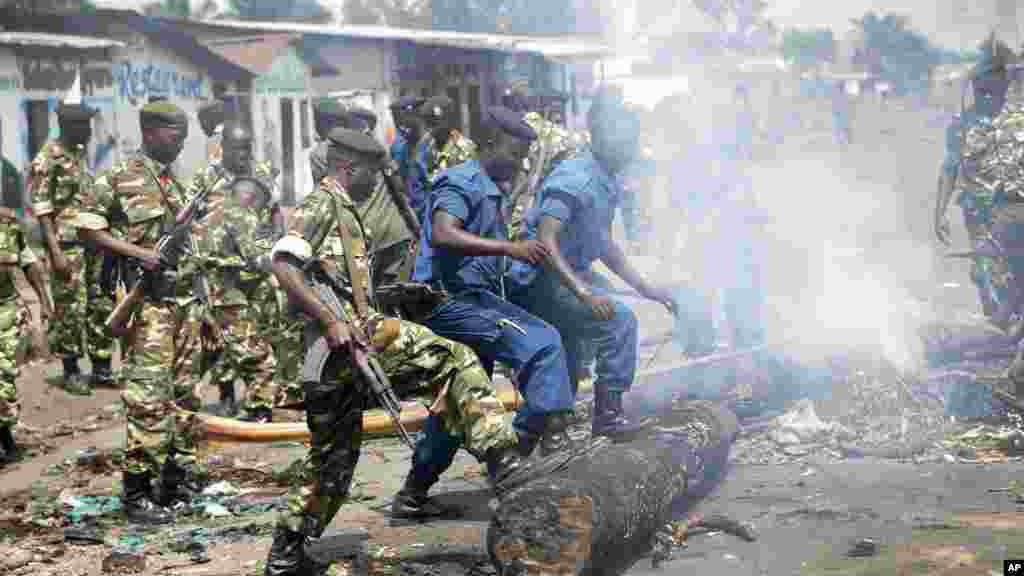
top-left (2, 96), bottom-right (1022, 576)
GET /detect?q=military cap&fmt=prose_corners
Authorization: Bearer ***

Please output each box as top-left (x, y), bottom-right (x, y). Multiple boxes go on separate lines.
top-left (314, 98), bottom-right (348, 121)
top-left (417, 95), bottom-right (453, 119)
top-left (389, 95), bottom-right (424, 111)
top-left (139, 101), bottom-right (187, 129)
top-left (348, 107), bottom-right (378, 129)
top-left (230, 176), bottom-right (271, 205)
top-left (326, 127), bottom-right (385, 160)
top-left (56, 103), bottom-right (97, 122)
top-left (484, 106), bottom-right (537, 141)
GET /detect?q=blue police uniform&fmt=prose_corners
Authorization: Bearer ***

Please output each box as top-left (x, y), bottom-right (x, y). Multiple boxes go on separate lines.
top-left (507, 150), bottom-right (639, 398)
top-left (390, 132), bottom-right (410, 182)
top-left (411, 134), bottom-right (436, 282)
top-left (407, 160), bottom-right (574, 490)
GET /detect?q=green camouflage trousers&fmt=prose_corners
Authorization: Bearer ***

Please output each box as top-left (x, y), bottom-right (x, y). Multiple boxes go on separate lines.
top-left (964, 209), bottom-right (1011, 319)
top-left (47, 246), bottom-right (87, 358)
top-left (272, 312), bottom-right (305, 409)
top-left (121, 300), bottom-right (206, 476)
top-left (83, 249), bottom-right (115, 362)
top-left (209, 303), bottom-right (277, 412)
top-left (277, 316), bottom-right (518, 536)
top-left (0, 299), bottom-right (25, 427)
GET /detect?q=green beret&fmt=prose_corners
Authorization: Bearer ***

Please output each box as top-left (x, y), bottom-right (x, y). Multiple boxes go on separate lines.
top-left (326, 127), bottom-right (385, 160)
top-left (417, 96), bottom-right (453, 119)
top-left (314, 99), bottom-right (349, 121)
top-left (139, 101), bottom-right (187, 129)
top-left (56, 103), bottom-right (97, 123)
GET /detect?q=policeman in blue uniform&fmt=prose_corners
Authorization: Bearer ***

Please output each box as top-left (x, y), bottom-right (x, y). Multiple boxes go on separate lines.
top-left (507, 88), bottom-right (677, 439)
top-left (388, 96), bottom-right (423, 186)
top-left (392, 107), bottom-right (575, 518)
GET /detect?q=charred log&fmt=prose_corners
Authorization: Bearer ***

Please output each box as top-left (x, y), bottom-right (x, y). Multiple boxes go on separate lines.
top-left (486, 400), bottom-right (738, 576)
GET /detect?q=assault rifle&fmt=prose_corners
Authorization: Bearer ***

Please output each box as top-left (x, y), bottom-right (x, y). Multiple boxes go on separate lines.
top-left (302, 274), bottom-right (415, 449)
top-left (105, 187), bottom-right (210, 333)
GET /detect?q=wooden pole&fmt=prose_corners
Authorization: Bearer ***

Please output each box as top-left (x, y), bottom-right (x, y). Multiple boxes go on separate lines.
top-left (487, 401), bottom-right (738, 576)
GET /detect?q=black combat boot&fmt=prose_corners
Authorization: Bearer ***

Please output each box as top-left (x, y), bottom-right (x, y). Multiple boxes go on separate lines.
top-left (391, 474), bottom-right (454, 519)
top-left (217, 382), bottom-right (238, 417)
top-left (264, 526), bottom-right (330, 576)
top-left (62, 356), bottom-right (91, 396)
top-left (122, 471), bottom-right (173, 525)
top-left (160, 458), bottom-right (202, 507)
top-left (0, 425), bottom-right (19, 465)
top-left (90, 357), bottom-right (116, 388)
top-left (537, 413), bottom-right (576, 458)
top-left (240, 406), bottom-right (273, 423)
top-left (592, 389), bottom-right (645, 441)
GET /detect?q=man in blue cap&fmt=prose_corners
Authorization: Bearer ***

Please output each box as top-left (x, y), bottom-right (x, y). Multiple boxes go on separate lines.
top-left (388, 96), bottom-right (424, 190)
top-left (391, 106), bottom-right (575, 517)
top-left (507, 87), bottom-right (677, 440)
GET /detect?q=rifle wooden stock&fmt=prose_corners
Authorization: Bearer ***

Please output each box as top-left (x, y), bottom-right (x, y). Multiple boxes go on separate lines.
top-left (106, 281), bottom-right (144, 336)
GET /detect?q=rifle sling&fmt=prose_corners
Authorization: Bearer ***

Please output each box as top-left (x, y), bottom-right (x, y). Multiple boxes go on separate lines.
top-left (329, 189), bottom-right (372, 322)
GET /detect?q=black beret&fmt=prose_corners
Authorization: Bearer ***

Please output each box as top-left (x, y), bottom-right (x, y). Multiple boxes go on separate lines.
top-left (56, 103), bottom-right (97, 122)
top-left (314, 99), bottom-right (348, 121)
top-left (326, 127), bottom-right (385, 160)
top-left (198, 101), bottom-right (224, 121)
top-left (484, 106), bottom-right (537, 141)
top-left (417, 96), bottom-right (453, 119)
top-left (139, 101), bottom-right (187, 129)
top-left (389, 96), bottom-right (424, 111)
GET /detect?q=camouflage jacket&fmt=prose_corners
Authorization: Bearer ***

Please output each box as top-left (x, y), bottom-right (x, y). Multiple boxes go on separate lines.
top-left (273, 175), bottom-right (372, 321)
top-left (958, 102), bottom-right (1024, 215)
top-left (182, 160), bottom-right (280, 307)
top-left (0, 211), bottom-right (25, 303)
top-left (28, 140), bottom-right (93, 243)
top-left (76, 151), bottom-right (185, 253)
top-left (431, 130), bottom-right (478, 178)
top-left (523, 112), bottom-right (589, 180)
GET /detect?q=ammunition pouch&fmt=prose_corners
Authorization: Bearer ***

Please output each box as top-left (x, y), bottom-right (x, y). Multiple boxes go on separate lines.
top-left (374, 282), bottom-right (448, 322)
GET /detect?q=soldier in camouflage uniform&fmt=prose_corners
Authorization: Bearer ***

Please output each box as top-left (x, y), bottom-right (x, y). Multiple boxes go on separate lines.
top-left (198, 100), bottom-right (225, 165)
top-left (28, 103), bottom-right (115, 393)
top-left (186, 122), bottom-right (281, 421)
top-left (935, 41), bottom-right (1015, 325)
top-left (76, 102), bottom-right (203, 525)
top-left (263, 128), bottom-right (535, 576)
top-left (0, 164), bottom-right (52, 465)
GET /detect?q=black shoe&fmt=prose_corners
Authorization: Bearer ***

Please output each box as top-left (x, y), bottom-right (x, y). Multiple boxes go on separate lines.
top-left (0, 426), bottom-right (20, 465)
top-left (216, 382), bottom-right (238, 417)
top-left (122, 471), bottom-right (173, 525)
top-left (90, 358), bottom-right (116, 388)
top-left (264, 527), bottom-right (330, 576)
top-left (391, 477), bottom-right (454, 519)
top-left (538, 413), bottom-right (577, 458)
top-left (160, 458), bottom-right (203, 507)
top-left (62, 356), bottom-right (91, 396)
top-left (240, 407), bottom-right (273, 423)
top-left (592, 390), bottom-right (645, 441)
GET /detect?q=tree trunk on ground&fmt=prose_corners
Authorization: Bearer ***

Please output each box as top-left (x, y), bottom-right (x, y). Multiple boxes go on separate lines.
top-left (486, 400), bottom-right (739, 576)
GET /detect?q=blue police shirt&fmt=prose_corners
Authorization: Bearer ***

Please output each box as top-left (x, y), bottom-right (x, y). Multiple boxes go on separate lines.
top-left (390, 132), bottom-right (410, 181)
top-left (508, 150), bottom-right (619, 288)
top-left (410, 134), bottom-right (437, 281)
top-left (413, 160), bottom-right (506, 295)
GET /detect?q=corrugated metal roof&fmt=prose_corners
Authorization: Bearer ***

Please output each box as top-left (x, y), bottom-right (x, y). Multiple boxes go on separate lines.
top-left (0, 31), bottom-right (125, 49)
top-left (197, 19), bottom-right (615, 60)
top-left (205, 34), bottom-right (300, 75)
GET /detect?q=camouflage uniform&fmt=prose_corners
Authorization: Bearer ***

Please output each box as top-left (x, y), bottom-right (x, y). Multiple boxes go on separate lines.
top-left (28, 141), bottom-right (113, 365)
top-left (76, 152), bottom-right (205, 478)
top-left (273, 175), bottom-right (519, 537)
top-left (510, 113), bottom-right (588, 239)
top-left (957, 111), bottom-right (1014, 319)
top-left (186, 160), bottom-right (280, 414)
top-left (0, 213), bottom-right (31, 429)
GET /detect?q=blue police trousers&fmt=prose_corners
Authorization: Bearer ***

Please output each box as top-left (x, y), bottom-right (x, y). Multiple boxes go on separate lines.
top-left (407, 289), bottom-right (574, 488)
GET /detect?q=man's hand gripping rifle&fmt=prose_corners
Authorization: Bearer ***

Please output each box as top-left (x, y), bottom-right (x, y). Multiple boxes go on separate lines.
top-left (105, 187), bottom-right (211, 335)
top-left (302, 275), bottom-right (415, 449)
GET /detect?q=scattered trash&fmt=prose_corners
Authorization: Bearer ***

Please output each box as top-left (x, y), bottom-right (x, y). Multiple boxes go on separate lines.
top-left (62, 495), bottom-right (122, 524)
top-left (770, 399), bottom-right (838, 445)
top-left (202, 481), bottom-right (241, 497)
top-left (103, 534), bottom-right (147, 573)
top-left (847, 538), bottom-right (879, 558)
top-left (201, 502), bottom-right (232, 518)
top-left (64, 525), bottom-right (107, 545)
top-left (169, 528), bottom-right (211, 564)
top-left (75, 447), bottom-right (100, 467)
